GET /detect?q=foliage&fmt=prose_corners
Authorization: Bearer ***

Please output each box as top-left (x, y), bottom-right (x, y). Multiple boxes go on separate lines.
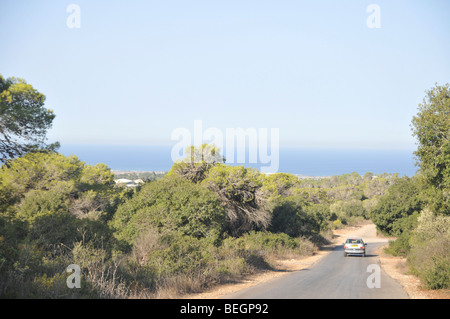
top-left (6, 136), bottom-right (445, 297)
top-left (268, 195), bottom-right (321, 239)
top-left (384, 232), bottom-right (413, 257)
top-left (411, 84), bottom-right (450, 190)
top-left (407, 209), bottom-right (450, 289)
top-left (168, 144), bottom-right (224, 183)
top-left (201, 164), bottom-right (269, 236)
top-left (259, 172), bottom-right (301, 201)
top-left (370, 177), bottom-right (423, 236)
top-left (330, 199), bottom-right (366, 218)
top-left (236, 231), bottom-right (316, 259)
top-left (111, 175), bottom-right (226, 245)
top-left (0, 152), bottom-right (125, 297)
top-left (0, 75), bottom-right (58, 163)
top-left (411, 83), bottom-right (450, 215)
top-left (381, 83), bottom-right (450, 290)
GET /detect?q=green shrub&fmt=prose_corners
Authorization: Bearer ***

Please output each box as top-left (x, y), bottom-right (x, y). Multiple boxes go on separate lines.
top-left (384, 232), bottom-right (412, 257)
top-left (269, 196), bottom-right (321, 238)
top-left (134, 234), bottom-right (247, 294)
top-left (201, 164), bottom-right (269, 236)
top-left (370, 177), bottom-right (423, 236)
top-left (237, 231), bottom-right (316, 259)
top-left (332, 218), bottom-right (347, 229)
top-left (146, 234), bottom-right (214, 278)
top-left (407, 209), bottom-right (450, 289)
top-left (0, 153), bottom-right (124, 298)
top-left (123, 230), bottom-right (317, 296)
top-left (423, 257), bottom-right (450, 290)
top-left (111, 175), bottom-right (226, 246)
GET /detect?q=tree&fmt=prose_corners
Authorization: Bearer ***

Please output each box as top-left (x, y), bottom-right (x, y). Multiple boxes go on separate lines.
top-left (168, 144), bottom-right (224, 183)
top-left (269, 195), bottom-right (321, 238)
top-left (258, 172), bottom-right (301, 202)
top-left (370, 177), bottom-right (424, 236)
top-left (0, 75), bottom-right (58, 163)
top-left (0, 152), bottom-right (121, 248)
top-left (201, 164), bottom-right (269, 236)
top-left (411, 83), bottom-right (450, 215)
top-left (0, 152), bottom-right (123, 297)
top-left (111, 175), bottom-right (226, 245)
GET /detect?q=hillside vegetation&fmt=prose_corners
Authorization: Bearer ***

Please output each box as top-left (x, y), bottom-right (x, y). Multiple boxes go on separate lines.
top-left (0, 146), bottom-right (396, 298)
top-left (0, 81), bottom-right (448, 298)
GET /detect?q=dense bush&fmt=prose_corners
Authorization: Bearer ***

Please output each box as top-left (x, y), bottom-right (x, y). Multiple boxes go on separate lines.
top-left (330, 199), bottom-right (366, 219)
top-left (384, 232), bottom-right (413, 257)
top-left (407, 209), bottom-right (450, 289)
top-left (0, 148), bottom-right (406, 298)
top-left (236, 231), bottom-right (316, 259)
top-left (370, 177), bottom-right (423, 236)
top-left (411, 83), bottom-right (450, 216)
top-left (201, 164), bottom-right (269, 236)
top-left (110, 175), bottom-right (226, 246)
top-left (118, 228), bottom-right (317, 297)
top-left (268, 196), bottom-right (321, 239)
top-left (0, 152), bottom-right (124, 298)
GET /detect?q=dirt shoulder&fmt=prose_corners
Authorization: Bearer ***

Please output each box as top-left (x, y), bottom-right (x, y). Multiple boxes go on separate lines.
top-left (185, 220), bottom-right (449, 299)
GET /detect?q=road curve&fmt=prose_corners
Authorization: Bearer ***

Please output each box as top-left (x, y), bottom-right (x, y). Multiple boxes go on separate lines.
top-left (223, 242), bottom-right (409, 299)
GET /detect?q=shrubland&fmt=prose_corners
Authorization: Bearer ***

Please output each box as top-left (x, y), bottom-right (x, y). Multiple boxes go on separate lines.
top-left (2, 81), bottom-right (447, 297)
top-left (0, 144), bottom-right (392, 298)
top-left (2, 75), bottom-right (448, 298)
top-left (0, 152), bottom-right (128, 297)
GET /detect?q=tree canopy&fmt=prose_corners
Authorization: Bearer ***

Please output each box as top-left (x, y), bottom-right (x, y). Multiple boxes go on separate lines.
top-left (110, 175), bottom-right (226, 245)
top-left (0, 75), bottom-right (58, 163)
top-left (411, 83), bottom-right (450, 215)
top-left (168, 144), bottom-right (224, 183)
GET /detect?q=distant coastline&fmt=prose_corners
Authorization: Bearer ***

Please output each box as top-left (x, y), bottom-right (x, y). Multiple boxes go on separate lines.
top-left (60, 145), bottom-right (417, 177)
top-left (112, 170), bottom-right (334, 181)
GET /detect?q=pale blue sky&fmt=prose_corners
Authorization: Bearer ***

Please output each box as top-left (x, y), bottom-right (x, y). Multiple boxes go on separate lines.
top-left (1, 0), bottom-right (449, 150)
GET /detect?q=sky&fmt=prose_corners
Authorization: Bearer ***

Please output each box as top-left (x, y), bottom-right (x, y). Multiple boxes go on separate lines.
top-left (0, 0), bottom-right (449, 151)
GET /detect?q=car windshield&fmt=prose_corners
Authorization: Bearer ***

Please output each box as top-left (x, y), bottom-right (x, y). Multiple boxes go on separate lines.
top-left (346, 239), bottom-right (362, 244)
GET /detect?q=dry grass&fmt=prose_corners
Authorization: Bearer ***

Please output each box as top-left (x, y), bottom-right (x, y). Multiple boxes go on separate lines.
top-left (378, 245), bottom-right (450, 299)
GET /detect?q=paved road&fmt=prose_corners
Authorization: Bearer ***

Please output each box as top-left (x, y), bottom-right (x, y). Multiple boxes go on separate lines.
top-left (223, 242), bottom-right (409, 299)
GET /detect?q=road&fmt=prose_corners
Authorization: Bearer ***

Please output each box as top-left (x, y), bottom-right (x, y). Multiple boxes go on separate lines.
top-left (223, 241), bottom-right (409, 299)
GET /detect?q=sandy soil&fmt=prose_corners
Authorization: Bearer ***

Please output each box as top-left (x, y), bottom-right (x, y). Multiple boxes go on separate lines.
top-left (185, 221), bottom-right (449, 299)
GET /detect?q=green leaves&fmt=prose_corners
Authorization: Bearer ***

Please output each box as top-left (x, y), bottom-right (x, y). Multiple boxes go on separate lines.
top-left (201, 164), bottom-right (269, 236)
top-left (0, 75), bottom-right (57, 163)
top-left (370, 177), bottom-right (423, 236)
top-left (376, 84), bottom-right (450, 290)
top-left (168, 144), bottom-right (225, 183)
top-left (411, 83), bottom-right (450, 215)
top-left (0, 152), bottom-right (121, 248)
top-left (111, 175), bottom-right (226, 245)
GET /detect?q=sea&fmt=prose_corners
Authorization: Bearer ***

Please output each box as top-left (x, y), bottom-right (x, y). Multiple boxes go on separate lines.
top-left (59, 144), bottom-right (417, 177)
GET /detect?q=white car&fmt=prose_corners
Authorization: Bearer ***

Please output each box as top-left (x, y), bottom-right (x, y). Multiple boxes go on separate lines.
top-left (343, 238), bottom-right (367, 257)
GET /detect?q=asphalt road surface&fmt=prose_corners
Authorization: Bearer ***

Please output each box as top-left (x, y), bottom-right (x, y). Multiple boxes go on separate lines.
top-left (223, 242), bottom-right (409, 299)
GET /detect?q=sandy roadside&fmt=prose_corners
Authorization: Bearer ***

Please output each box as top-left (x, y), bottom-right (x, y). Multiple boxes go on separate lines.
top-left (185, 221), bottom-right (449, 299)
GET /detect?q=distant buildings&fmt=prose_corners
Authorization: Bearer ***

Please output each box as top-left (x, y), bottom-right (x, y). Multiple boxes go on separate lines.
top-left (295, 174), bottom-right (331, 180)
top-left (115, 178), bottom-right (145, 188)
